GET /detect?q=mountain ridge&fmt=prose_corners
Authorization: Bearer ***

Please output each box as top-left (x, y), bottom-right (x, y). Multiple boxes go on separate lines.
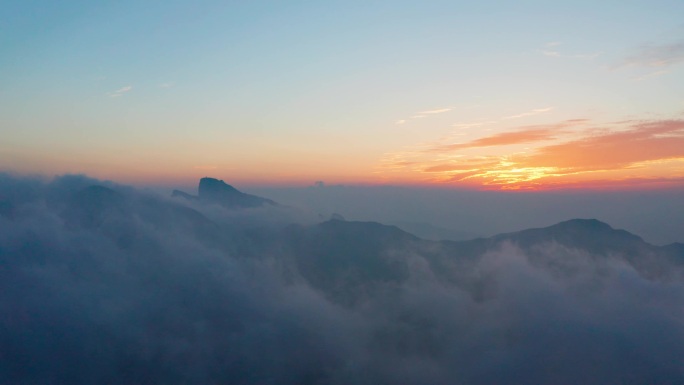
top-left (172, 177), bottom-right (277, 208)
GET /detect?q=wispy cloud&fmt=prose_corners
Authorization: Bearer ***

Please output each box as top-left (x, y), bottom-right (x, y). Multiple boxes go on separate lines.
top-left (617, 40), bottom-right (684, 69)
top-left (452, 121), bottom-right (497, 129)
top-left (108, 85), bottom-right (133, 97)
top-left (159, 82), bottom-right (175, 88)
top-left (419, 107), bottom-right (453, 114)
top-left (395, 106), bottom-right (456, 125)
top-left (431, 128), bottom-right (559, 152)
top-left (447, 107), bottom-right (553, 132)
top-left (503, 107), bottom-right (554, 120)
top-left (515, 120), bottom-right (684, 172)
top-left (539, 42), bottom-right (600, 60)
top-left (632, 70), bottom-right (669, 81)
top-left (542, 50), bottom-right (561, 57)
top-left (379, 118), bottom-right (684, 189)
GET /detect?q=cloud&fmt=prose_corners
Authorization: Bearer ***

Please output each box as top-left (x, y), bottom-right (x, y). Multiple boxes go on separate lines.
top-left (503, 107), bottom-right (554, 120)
top-left (513, 120), bottom-right (684, 172)
top-left (632, 70), bottom-right (669, 81)
top-left (451, 121), bottom-right (496, 129)
top-left (419, 107), bottom-right (453, 114)
top-left (542, 49), bottom-right (561, 57)
top-left (107, 85), bottom-right (133, 97)
top-left (2, 174), bottom-right (684, 383)
top-left (394, 106), bottom-right (456, 125)
top-left (432, 128), bottom-right (559, 152)
top-left (446, 107), bottom-right (553, 134)
top-left (539, 42), bottom-right (600, 60)
top-left (617, 40), bottom-right (684, 69)
top-left (465, 119), bottom-right (684, 188)
top-left (379, 118), bottom-right (684, 189)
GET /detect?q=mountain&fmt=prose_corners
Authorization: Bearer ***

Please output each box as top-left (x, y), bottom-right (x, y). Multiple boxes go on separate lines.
top-left (476, 219), bottom-right (684, 279)
top-left (285, 219), bottom-right (420, 303)
top-left (171, 189), bottom-right (197, 201)
top-left (173, 177), bottom-right (277, 208)
top-left (281, 218), bottom-right (684, 304)
top-left (4, 174), bottom-right (684, 385)
top-left (59, 183), bottom-right (684, 289)
top-left (390, 220), bottom-right (479, 241)
top-left (62, 185), bottom-right (127, 228)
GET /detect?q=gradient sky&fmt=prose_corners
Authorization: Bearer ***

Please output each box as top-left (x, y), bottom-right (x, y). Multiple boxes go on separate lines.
top-left (2, 1), bottom-right (684, 189)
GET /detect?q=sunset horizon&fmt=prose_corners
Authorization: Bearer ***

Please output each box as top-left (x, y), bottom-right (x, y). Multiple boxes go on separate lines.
top-left (3, 2), bottom-right (684, 384)
top-left (3, 2), bottom-right (684, 191)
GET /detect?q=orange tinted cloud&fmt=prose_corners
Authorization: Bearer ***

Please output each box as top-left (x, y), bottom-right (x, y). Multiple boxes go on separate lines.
top-left (434, 128), bottom-right (556, 151)
top-left (430, 120), bottom-right (587, 152)
top-left (514, 120), bottom-right (684, 171)
top-left (379, 119), bottom-right (684, 190)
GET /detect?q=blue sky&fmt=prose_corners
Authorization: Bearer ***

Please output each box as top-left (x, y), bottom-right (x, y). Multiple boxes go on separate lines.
top-left (2, 1), bottom-right (683, 187)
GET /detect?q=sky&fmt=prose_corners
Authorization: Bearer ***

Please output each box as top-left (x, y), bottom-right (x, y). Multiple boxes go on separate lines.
top-left (2, 0), bottom-right (684, 189)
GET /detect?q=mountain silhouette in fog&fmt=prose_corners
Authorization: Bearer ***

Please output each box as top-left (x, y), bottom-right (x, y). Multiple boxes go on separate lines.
top-left (173, 177), bottom-right (277, 208)
top-left (58, 182), bottom-right (684, 279)
top-left (283, 217), bottom-right (684, 304)
top-left (452, 218), bottom-right (648, 257)
top-left (4, 174), bottom-right (684, 385)
top-left (449, 218), bottom-right (684, 279)
top-left (62, 182), bottom-right (684, 284)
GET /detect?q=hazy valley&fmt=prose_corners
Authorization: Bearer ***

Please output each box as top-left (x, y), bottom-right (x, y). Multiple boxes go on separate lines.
top-left (2, 175), bottom-right (683, 384)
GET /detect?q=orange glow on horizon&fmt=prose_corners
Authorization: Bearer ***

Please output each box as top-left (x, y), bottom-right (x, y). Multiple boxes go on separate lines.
top-left (378, 119), bottom-right (684, 191)
top-left (5, 119), bottom-right (684, 192)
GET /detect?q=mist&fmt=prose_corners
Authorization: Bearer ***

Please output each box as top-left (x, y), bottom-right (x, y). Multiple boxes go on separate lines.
top-left (246, 184), bottom-right (684, 245)
top-left (2, 174), bottom-right (684, 384)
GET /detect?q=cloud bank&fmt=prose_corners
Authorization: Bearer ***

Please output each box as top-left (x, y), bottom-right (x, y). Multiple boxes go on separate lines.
top-left (1, 174), bottom-right (684, 384)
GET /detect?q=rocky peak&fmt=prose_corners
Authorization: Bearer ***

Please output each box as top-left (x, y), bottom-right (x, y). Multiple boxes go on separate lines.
top-left (190, 177), bottom-right (276, 208)
top-left (198, 178), bottom-right (239, 199)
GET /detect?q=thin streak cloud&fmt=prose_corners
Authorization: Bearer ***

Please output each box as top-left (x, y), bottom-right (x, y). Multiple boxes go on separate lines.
top-left (515, 120), bottom-right (684, 171)
top-left (617, 40), bottom-right (684, 69)
top-left (539, 42), bottom-right (600, 60)
top-left (432, 128), bottom-right (558, 152)
top-left (452, 121), bottom-right (497, 129)
top-left (107, 85), bottom-right (133, 97)
top-left (419, 107), bottom-right (453, 114)
top-left (503, 107), bottom-right (554, 120)
top-left (379, 118), bottom-right (684, 189)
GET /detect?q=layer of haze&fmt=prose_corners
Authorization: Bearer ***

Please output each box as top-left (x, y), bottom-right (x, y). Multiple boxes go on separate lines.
top-left (244, 184), bottom-right (684, 245)
top-left (2, 174), bottom-right (684, 384)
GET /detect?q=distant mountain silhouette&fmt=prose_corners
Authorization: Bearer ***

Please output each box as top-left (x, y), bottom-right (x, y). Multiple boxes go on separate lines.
top-left (56, 181), bottom-right (684, 303)
top-left (447, 218), bottom-right (684, 281)
top-left (282, 218), bottom-right (684, 304)
top-left (284, 219), bottom-right (420, 304)
top-left (390, 220), bottom-right (478, 241)
top-left (171, 189), bottom-right (197, 201)
top-left (62, 185), bottom-right (127, 228)
top-left (492, 218), bottom-right (644, 249)
top-left (5, 175), bottom-right (684, 384)
top-left (57, 184), bottom-right (232, 251)
top-left (173, 177), bottom-right (276, 208)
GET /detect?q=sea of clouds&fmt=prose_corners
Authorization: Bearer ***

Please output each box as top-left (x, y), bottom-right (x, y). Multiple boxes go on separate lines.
top-left (1, 174), bottom-right (683, 384)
